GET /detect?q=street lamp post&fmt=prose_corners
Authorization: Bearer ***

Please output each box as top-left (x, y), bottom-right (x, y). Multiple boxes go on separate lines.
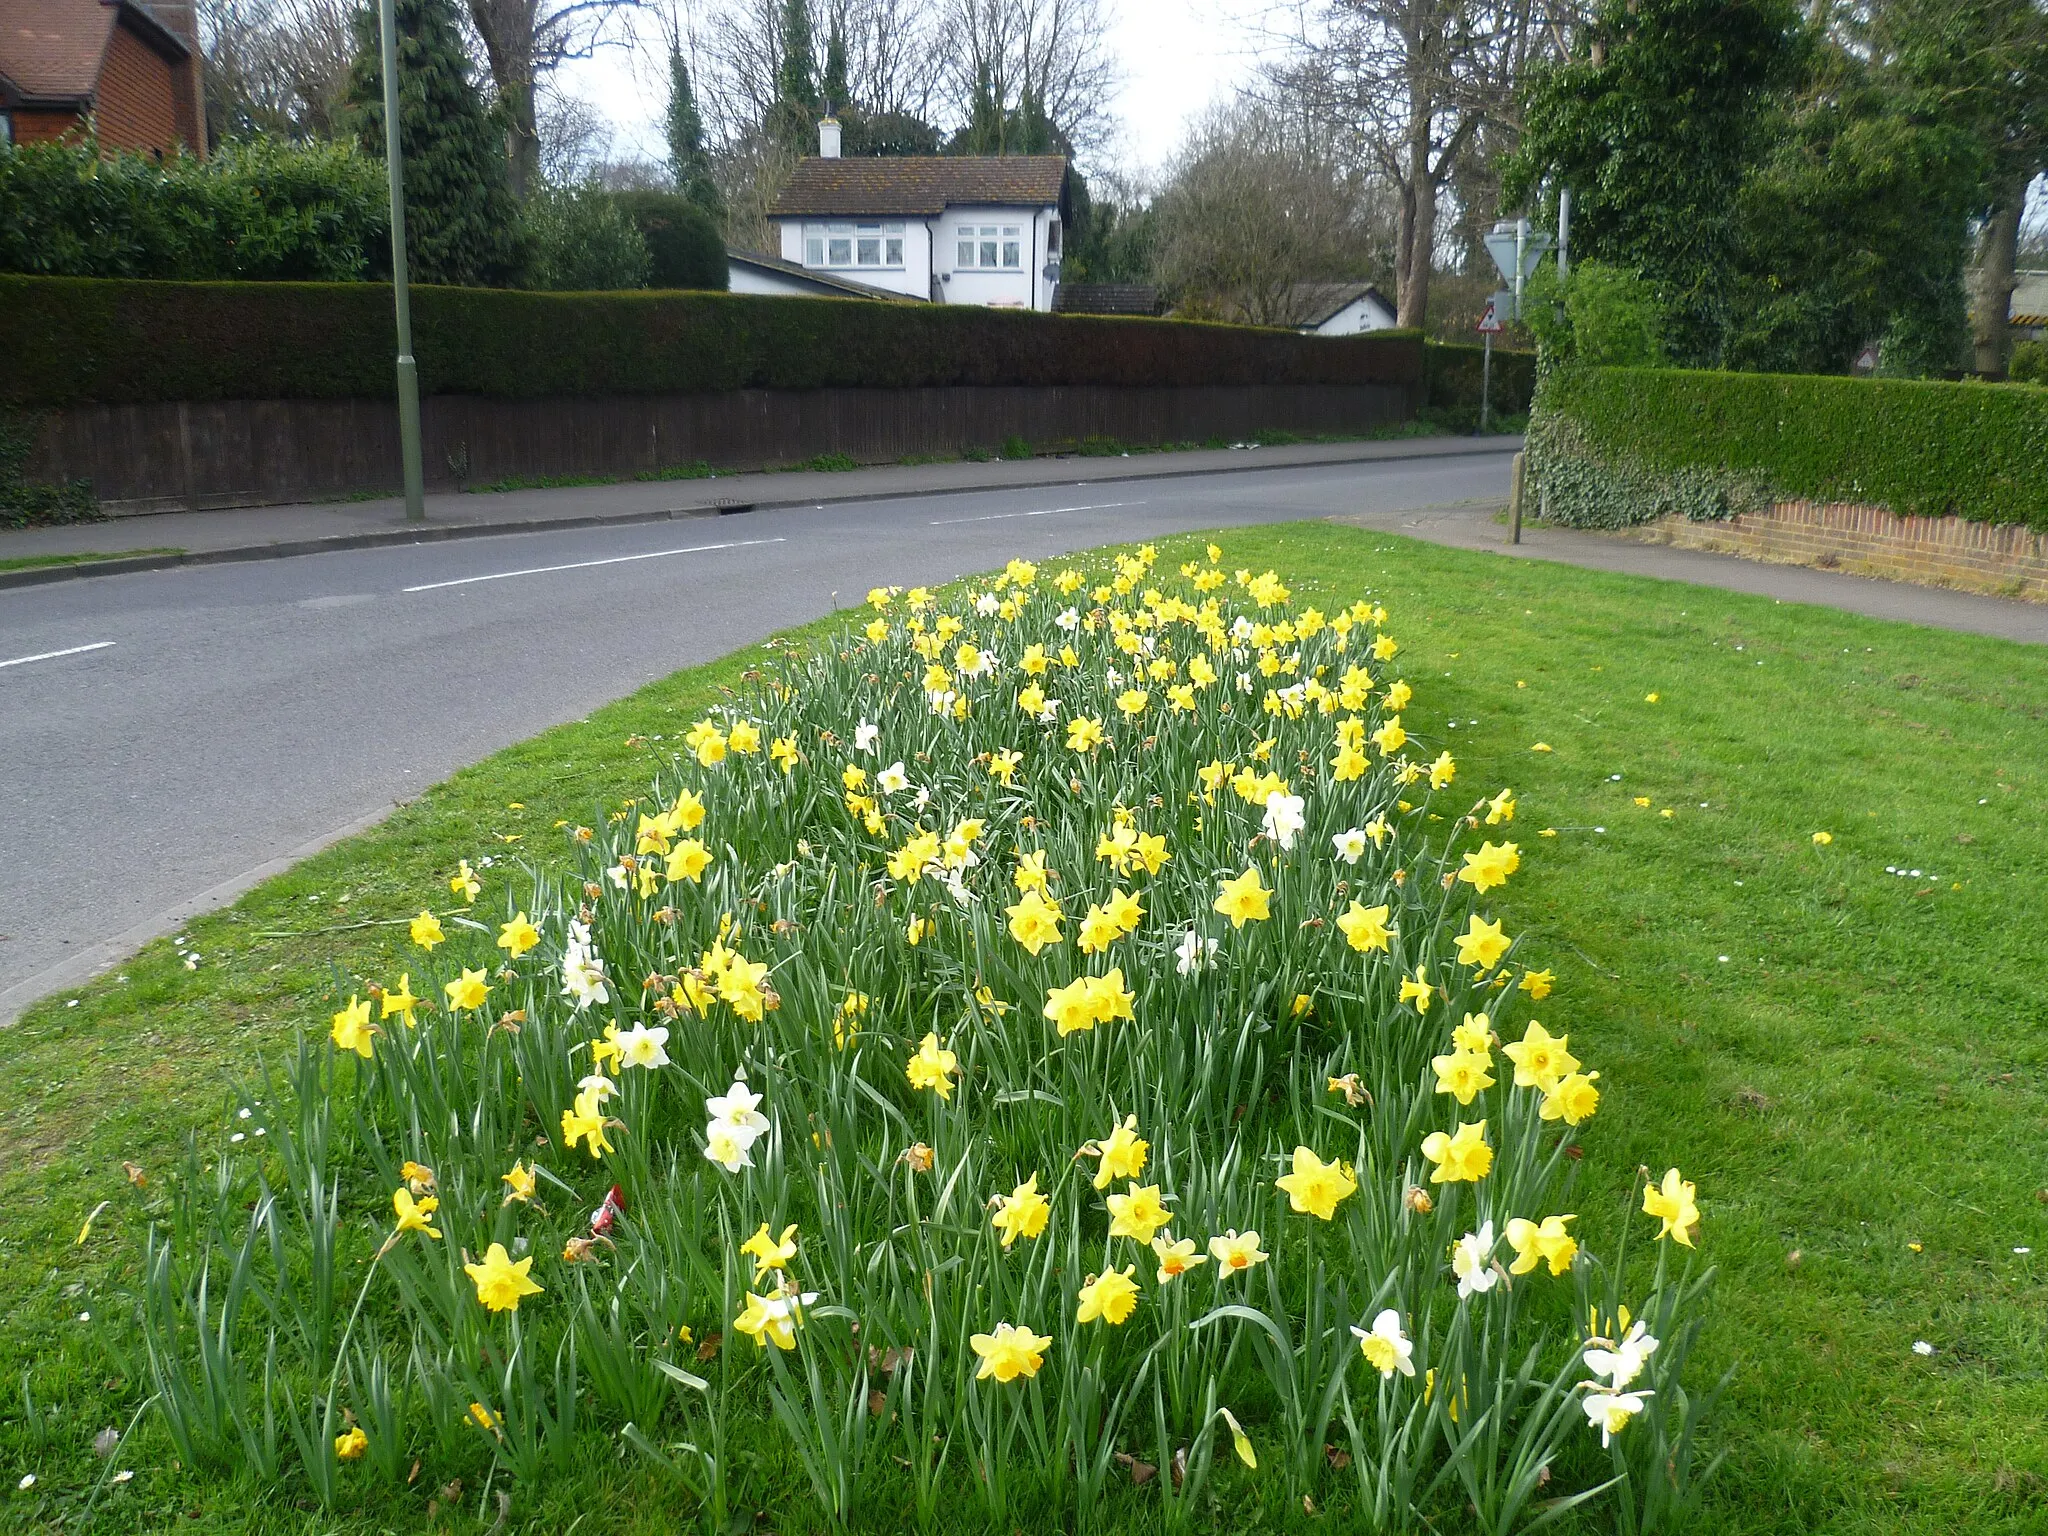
top-left (377, 0), bottom-right (427, 522)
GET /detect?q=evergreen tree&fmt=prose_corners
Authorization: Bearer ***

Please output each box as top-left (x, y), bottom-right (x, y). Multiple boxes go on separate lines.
top-left (665, 48), bottom-right (725, 224)
top-left (821, 15), bottom-right (849, 114)
top-left (345, 0), bottom-right (521, 287)
top-left (773, 0), bottom-right (819, 147)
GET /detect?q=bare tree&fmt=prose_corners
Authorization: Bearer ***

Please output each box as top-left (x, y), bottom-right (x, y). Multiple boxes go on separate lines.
top-left (1274, 0), bottom-right (1547, 327)
top-left (840, 0), bottom-right (946, 120)
top-left (1153, 99), bottom-right (1393, 324)
top-left (940, 0), bottom-right (1119, 153)
top-left (199, 0), bottom-right (355, 139)
top-left (464, 0), bottom-right (643, 197)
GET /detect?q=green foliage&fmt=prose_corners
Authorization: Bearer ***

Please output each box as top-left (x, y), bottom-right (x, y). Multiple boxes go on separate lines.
top-left (521, 185), bottom-right (652, 292)
top-left (1530, 364), bottom-right (2048, 529)
top-left (664, 50), bottom-right (725, 224)
top-left (1505, 0), bottom-right (1806, 366)
top-left (2011, 339), bottom-right (2048, 385)
top-left (769, 0), bottom-right (821, 148)
top-left (0, 276), bottom-right (1423, 408)
top-left (611, 191), bottom-right (728, 290)
top-left (344, 0), bottom-right (521, 288)
top-left (1061, 174), bottom-right (1158, 285)
top-left (1523, 261), bottom-right (1667, 368)
top-left (1423, 341), bottom-right (1538, 421)
top-left (0, 135), bottom-right (388, 281)
top-left (837, 109), bottom-right (944, 157)
top-left (0, 408), bottom-right (99, 528)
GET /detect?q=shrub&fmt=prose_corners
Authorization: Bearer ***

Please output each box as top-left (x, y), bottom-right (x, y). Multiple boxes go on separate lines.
top-left (0, 408), bottom-right (98, 528)
top-left (0, 276), bottom-right (1424, 408)
top-left (612, 190), bottom-right (728, 290)
top-left (1522, 261), bottom-right (1667, 368)
top-left (2011, 340), bottom-right (2048, 387)
top-left (1424, 341), bottom-right (1537, 421)
top-left (1529, 364), bottom-right (2048, 530)
top-left (522, 184), bottom-right (652, 291)
top-left (127, 548), bottom-right (1721, 1529)
top-left (0, 136), bottom-right (388, 281)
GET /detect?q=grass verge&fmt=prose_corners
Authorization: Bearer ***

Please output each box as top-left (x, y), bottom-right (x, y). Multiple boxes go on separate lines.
top-left (0, 548), bottom-right (183, 574)
top-left (2, 523), bottom-right (2043, 1534)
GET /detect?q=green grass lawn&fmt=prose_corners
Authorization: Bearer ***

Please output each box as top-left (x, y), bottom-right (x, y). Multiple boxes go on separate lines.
top-left (0, 548), bottom-right (182, 574)
top-left (3, 522), bottom-right (2044, 1534)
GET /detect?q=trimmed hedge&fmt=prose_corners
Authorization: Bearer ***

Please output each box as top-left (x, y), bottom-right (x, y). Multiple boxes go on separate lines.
top-left (1424, 341), bottom-right (1536, 419)
top-left (0, 276), bottom-right (1422, 408)
top-left (1532, 364), bottom-right (2048, 532)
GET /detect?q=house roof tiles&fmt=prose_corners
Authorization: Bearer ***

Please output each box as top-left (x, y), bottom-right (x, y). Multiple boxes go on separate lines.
top-left (0, 0), bottom-right (186, 103)
top-left (770, 155), bottom-right (1066, 218)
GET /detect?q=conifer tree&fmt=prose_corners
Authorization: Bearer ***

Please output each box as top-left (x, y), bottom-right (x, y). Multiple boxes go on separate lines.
top-left (821, 15), bottom-right (849, 114)
top-left (666, 47), bottom-right (724, 223)
top-left (346, 0), bottom-right (521, 287)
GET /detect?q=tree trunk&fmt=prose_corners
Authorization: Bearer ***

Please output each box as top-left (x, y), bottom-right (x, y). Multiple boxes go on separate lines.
top-left (1971, 178), bottom-right (2026, 377)
top-left (468, 0), bottom-right (540, 198)
top-left (1396, 90), bottom-right (1435, 329)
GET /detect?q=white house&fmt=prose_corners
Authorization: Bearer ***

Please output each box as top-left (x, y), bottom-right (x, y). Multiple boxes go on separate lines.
top-left (1285, 282), bottom-right (1400, 336)
top-left (727, 247), bottom-right (925, 302)
top-left (765, 119), bottom-right (1066, 311)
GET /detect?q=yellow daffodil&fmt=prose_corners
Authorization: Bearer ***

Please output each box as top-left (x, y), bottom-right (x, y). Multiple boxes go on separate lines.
top-left (739, 1222), bottom-right (799, 1283)
top-left (1642, 1167), bottom-right (1701, 1247)
top-left (770, 736), bottom-right (800, 772)
top-left (378, 974), bottom-right (420, 1028)
top-left (1452, 1012), bottom-right (1495, 1054)
top-left (734, 1289), bottom-right (813, 1350)
top-left (409, 910), bottom-right (445, 950)
top-left (1519, 968), bottom-right (1555, 1000)
top-left (1540, 1071), bottom-right (1601, 1125)
top-left (1503, 1022), bottom-right (1580, 1093)
top-left (335, 1426), bottom-right (368, 1460)
top-left (450, 860), bottom-right (480, 902)
top-left (1076, 1265), bottom-right (1141, 1325)
top-left (1432, 1048), bottom-right (1495, 1106)
top-left (992, 1174), bottom-right (1051, 1246)
top-left (906, 1032), bottom-right (958, 1099)
top-left (1420, 1119), bottom-right (1493, 1183)
top-left (666, 839), bottom-right (714, 883)
top-left (501, 1162), bottom-right (536, 1205)
top-left (1214, 866), bottom-right (1271, 928)
top-left (444, 968), bottom-right (490, 1013)
top-left (330, 996), bottom-right (377, 1058)
top-left (1106, 1182), bottom-right (1169, 1244)
top-left (1453, 914), bottom-right (1511, 972)
top-left (391, 1187), bottom-right (441, 1240)
top-left (1274, 1146), bottom-right (1358, 1219)
top-left (1504, 1214), bottom-right (1578, 1275)
top-left (1398, 967), bottom-right (1434, 1013)
top-left (465, 1242), bottom-right (543, 1313)
top-left (972, 1322), bottom-right (1051, 1382)
top-left (1337, 900), bottom-right (1391, 953)
top-left (561, 1100), bottom-right (613, 1159)
top-left (1066, 715), bottom-right (1105, 753)
top-left (1091, 1115), bottom-right (1148, 1188)
top-left (497, 913), bottom-right (540, 958)
top-left (1458, 841), bottom-right (1521, 892)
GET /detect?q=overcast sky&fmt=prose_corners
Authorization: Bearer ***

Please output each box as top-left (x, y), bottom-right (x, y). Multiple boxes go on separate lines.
top-left (551, 0), bottom-right (1281, 182)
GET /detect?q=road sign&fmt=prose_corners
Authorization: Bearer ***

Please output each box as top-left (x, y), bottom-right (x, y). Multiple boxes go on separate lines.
top-left (1484, 225), bottom-right (1552, 287)
top-left (1477, 291), bottom-right (1510, 332)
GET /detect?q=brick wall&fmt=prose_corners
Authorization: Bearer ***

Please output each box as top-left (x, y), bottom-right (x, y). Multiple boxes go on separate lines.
top-left (10, 108), bottom-right (86, 145)
top-left (95, 21), bottom-right (181, 157)
top-left (1626, 500), bottom-right (2048, 602)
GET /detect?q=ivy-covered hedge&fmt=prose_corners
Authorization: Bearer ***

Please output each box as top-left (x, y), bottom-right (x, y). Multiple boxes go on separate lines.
top-left (1531, 364), bottom-right (2048, 532)
top-left (0, 276), bottom-right (1423, 408)
top-left (1423, 341), bottom-right (1536, 419)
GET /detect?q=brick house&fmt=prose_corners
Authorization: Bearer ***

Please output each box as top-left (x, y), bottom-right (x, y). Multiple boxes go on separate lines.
top-left (0, 0), bottom-right (206, 158)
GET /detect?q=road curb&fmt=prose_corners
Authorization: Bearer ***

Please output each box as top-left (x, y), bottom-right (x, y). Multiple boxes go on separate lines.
top-left (0, 438), bottom-right (1522, 591)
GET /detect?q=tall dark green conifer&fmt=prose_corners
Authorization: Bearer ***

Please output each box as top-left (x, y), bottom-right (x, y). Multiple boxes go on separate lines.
top-left (346, 0), bottom-right (521, 287)
top-left (774, 0), bottom-right (820, 146)
top-left (666, 48), bottom-right (725, 223)
top-left (821, 16), bottom-right (849, 114)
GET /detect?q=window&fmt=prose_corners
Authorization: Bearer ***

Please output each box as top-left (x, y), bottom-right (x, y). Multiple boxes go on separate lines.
top-left (956, 224), bottom-right (1021, 271)
top-left (885, 232), bottom-right (904, 265)
top-left (979, 227), bottom-right (998, 268)
top-left (856, 226), bottom-right (881, 265)
top-left (1002, 226), bottom-right (1021, 268)
top-left (805, 233), bottom-right (824, 266)
top-left (827, 224), bottom-right (854, 265)
top-left (1047, 220), bottom-right (1061, 254)
top-left (957, 228), bottom-right (976, 268)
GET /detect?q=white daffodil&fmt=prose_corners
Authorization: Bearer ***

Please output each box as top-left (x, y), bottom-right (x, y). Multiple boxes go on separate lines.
top-left (1451, 1222), bottom-right (1499, 1298)
top-left (615, 1021), bottom-right (671, 1071)
top-left (1230, 616), bottom-right (1255, 643)
top-left (1581, 1388), bottom-right (1651, 1446)
top-left (1175, 928), bottom-right (1219, 975)
top-left (1350, 1308), bottom-right (1416, 1378)
top-left (877, 762), bottom-right (910, 795)
top-left (577, 1072), bottom-right (619, 1105)
top-left (706, 1077), bottom-right (770, 1145)
top-left (975, 592), bottom-right (1000, 616)
top-left (1055, 607), bottom-right (1080, 632)
top-left (561, 947), bottom-right (610, 1009)
top-left (1262, 790), bottom-right (1306, 850)
top-left (704, 1123), bottom-right (755, 1173)
top-left (855, 720), bottom-right (880, 753)
top-left (1584, 1321), bottom-right (1661, 1390)
top-left (1333, 828), bottom-right (1368, 864)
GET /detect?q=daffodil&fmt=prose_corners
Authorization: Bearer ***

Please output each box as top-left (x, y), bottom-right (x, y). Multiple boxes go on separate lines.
top-left (379, 974), bottom-right (420, 1027)
top-left (1582, 1388), bottom-right (1650, 1447)
top-left (1504, 1215), bottom-right (1578, 1276)
top-left (1642, 1167), bottom-right (1700, 1247)
top-left (1213, 866), bottom-right (1271, 928)
top-left (1275, 1146), bottom-right (1358, 1219)
top-left (992, 1174), bottom-right (1051, 1246)
top-left (1453, 914), bottom-right (1510, 972)
top-left (971, 1322), bottom-right (1051, 1382)
top-left (1208, 1229), bottom-right (1268, 1273)
top-left (500, 1162), bottom-right (536, 1205)
top-left (335, 1426), bottom-right (368, 1460)
top-left (1540, 1071), bottom-right (1601, 1126)
top-left (1106, 1182), bottom-right (1169, 1244)
top-left (734, 1288), bottom-right (816, 1350)
top-left (465, 1242), bottom-right (543, 1313)
top-left (561, 1099), bottom-right (613, 1159)
top-left (1458, 841), bottom-right (1521, 892)
top-left (1452, 1012), bottom-right (1495, 1054)
top-left (391, 1187), bottom-right (441, 1240)
top-left (666, 839), bottom-right (713, 882)
top-left (906, 1032), bottom-right (959, 1099)
top-left (1352, 1309), bottom-right (1416, 1377)
top-left (1432, 1049), bottom-right (1495, 1106)
top-left (740, 1222), bottom-right (799, 1283)
top-left (1090, 1115), bottom-right (1148, 1188)
top-left (1152, 1233), bottom-right (1206, 1283)
top-left (409, 910), bottom-right (445, 949)
top-left (1337, 900), bottom-right (1391, 953)
top-left (1398, 967), bottom-right (1434, 1013)
top-left (1503, 1021), bottom-right (1579, 1093)
top-left (1420, 1120), bottom-right (1493, 1184)
top-left (615, 1021), bottom-right (671, 1070)
top-left (330, 996), bottom-right (377, 1058)
top-left (444, 968), bottom-right (490, 1013)
top-left (1076, 1265), bottom-right (1141, 1325)
top-left (450, 860), bottom-right (480, 902)
top-left (1518, 967), bottom-right (1555, 999)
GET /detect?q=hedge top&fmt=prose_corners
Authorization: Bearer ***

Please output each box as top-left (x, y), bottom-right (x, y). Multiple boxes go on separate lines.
top-left (0, 276), bottom-right (1424, 409)
top-left (1542, 363), bottom-right (2048, 531)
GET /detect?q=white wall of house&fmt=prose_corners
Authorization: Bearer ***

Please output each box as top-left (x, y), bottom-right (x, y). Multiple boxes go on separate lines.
top-left (774, 218), bottom-right (932, 300)
top-left (773, 203), bottom-right (1062, 311)
top-left (730, 261), bottom-right (839, 298)
top-left (1308, 295), bottom-right (1398, 335)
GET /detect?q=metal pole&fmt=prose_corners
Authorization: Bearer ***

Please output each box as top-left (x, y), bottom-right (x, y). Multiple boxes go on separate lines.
top-left (1556, 189), bottom-right (1571, 282)
top-left (378, 0), bottom-right (426, 521)
top-left (1480, 330), bottom-right (1492, 434)
top-left (1513, 216), bottom-right (1527, 321)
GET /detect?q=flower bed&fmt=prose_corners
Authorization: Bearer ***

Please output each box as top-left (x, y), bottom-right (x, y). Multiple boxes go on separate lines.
top-left (135, 544), bottom-right (1717, 1529)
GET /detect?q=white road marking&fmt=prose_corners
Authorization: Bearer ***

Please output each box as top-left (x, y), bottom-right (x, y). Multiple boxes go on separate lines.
top-left (0, 640), bottom-right (115, 670)
top-left (402, 537), bottom-right (787, 593)
top-left (929, 501), bottom-right (1142, 526)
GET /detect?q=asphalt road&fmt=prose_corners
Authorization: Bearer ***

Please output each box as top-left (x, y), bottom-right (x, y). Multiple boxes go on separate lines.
top-left (0, 450), bottom-right (1512, 1016)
